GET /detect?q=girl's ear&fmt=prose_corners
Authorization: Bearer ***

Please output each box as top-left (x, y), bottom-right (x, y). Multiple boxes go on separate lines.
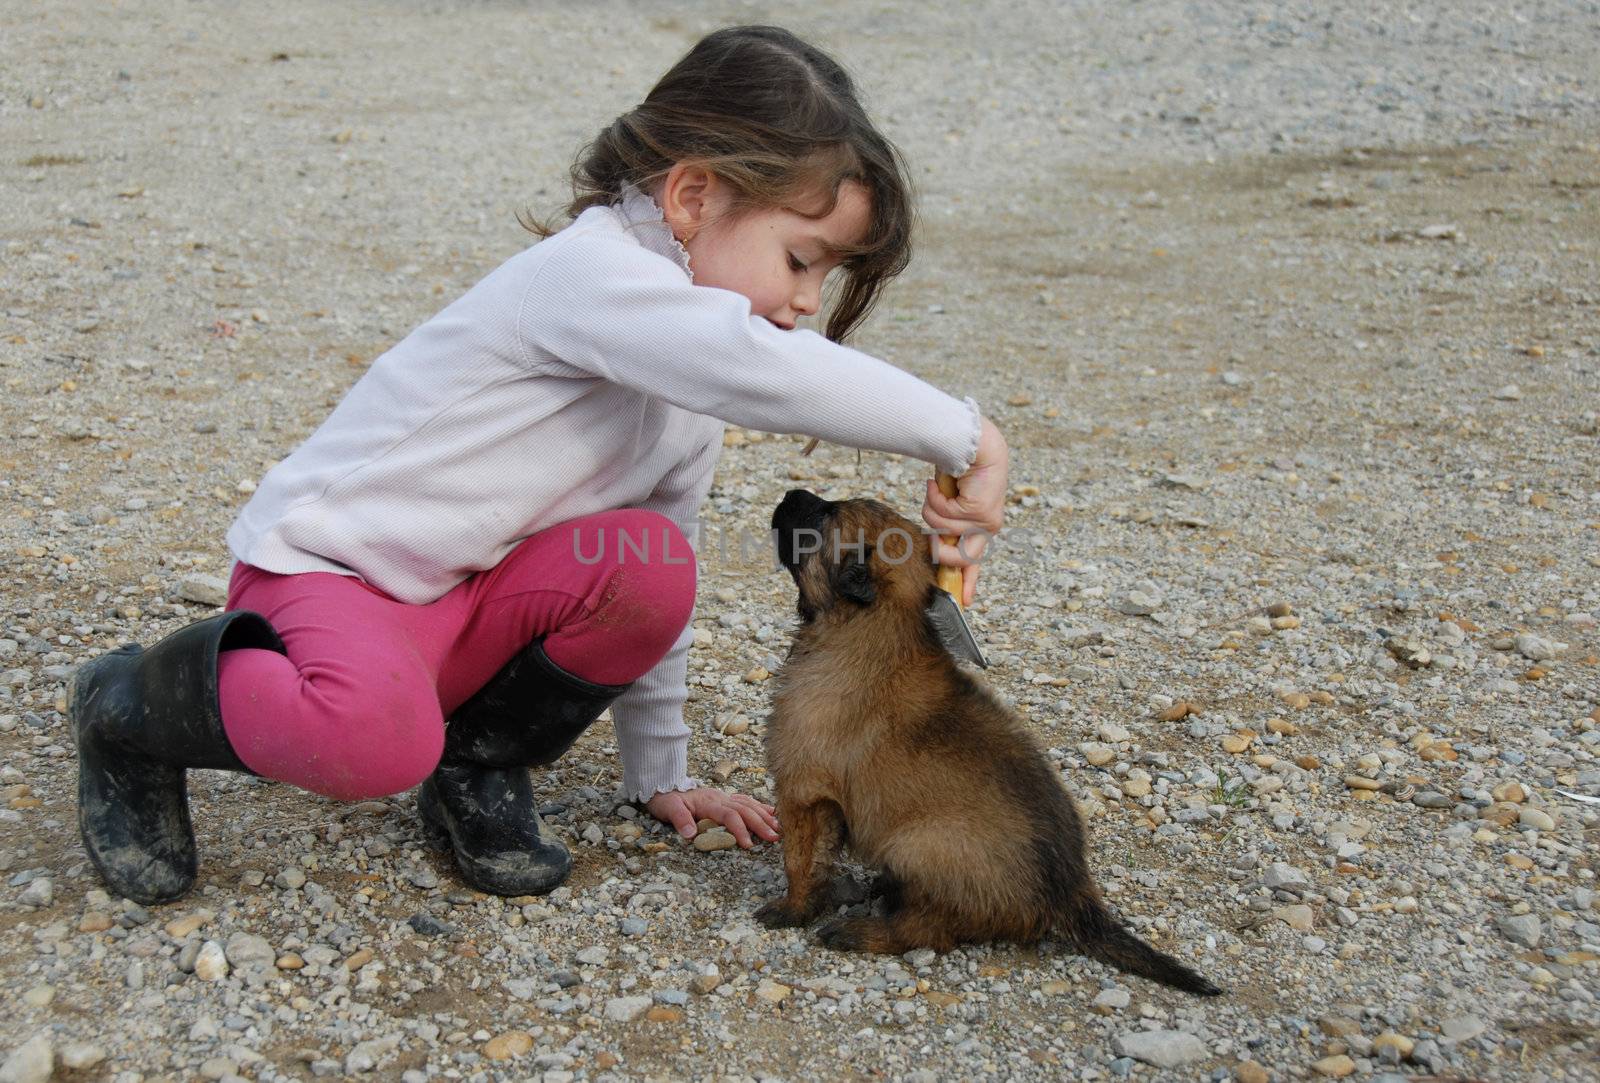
top-left (658, 164), bottom-right (720, 243)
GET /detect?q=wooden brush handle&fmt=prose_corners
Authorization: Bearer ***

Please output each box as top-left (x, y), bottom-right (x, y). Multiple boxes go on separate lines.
top-left (934, 472), bottom-right (964, 603)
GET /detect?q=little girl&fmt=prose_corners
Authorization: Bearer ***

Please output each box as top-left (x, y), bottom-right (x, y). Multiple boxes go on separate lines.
top-left (71, 25), bottom-right (1009, 905)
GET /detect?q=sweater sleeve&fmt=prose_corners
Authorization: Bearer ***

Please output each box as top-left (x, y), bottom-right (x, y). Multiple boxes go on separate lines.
top-left (607, 429), bottom-right (722, 802)
top-left (518, 232), bottom-right (981, 477)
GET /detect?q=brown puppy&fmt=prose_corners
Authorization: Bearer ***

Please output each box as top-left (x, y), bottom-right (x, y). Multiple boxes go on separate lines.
top-left (759, 489), bottom-right (1221, 996)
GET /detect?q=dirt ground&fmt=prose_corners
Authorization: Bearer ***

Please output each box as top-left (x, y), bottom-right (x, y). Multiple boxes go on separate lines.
top-left (3, 3), bottom-right (1598, 1082)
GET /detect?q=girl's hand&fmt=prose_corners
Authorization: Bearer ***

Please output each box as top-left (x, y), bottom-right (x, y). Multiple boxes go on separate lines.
top-left (922, 416), bottom-right (1009, 605)
top-left (646, 787), bottom-right (780, 848)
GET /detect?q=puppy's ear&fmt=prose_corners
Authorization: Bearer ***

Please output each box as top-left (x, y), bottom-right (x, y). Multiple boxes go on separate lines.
top-left (834, 559), bottom-right (876, 607)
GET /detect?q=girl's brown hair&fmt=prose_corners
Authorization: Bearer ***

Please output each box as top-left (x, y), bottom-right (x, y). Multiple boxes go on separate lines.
top-left (531, 25), bottom-right (913, 343)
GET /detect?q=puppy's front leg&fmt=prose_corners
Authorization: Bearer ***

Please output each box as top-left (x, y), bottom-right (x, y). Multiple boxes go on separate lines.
top-left (755, 799), bottom-right (844, 928)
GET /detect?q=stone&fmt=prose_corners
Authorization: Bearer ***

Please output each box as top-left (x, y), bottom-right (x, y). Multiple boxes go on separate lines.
top-left (194, 939), bottom-right (230, 980)
top-left (224, 932), bottom-right (275, 969)
top-left (482, 1031), bottom-right (534, 1060)
top-left (1372, 1032), bottom-right (1414, 1058)
top-left (645, 1006), bottom-right (684, 1023)
top-left (0, 1035), bottom-right (53, 1083)
top-left (575, 946), bottom-right (608, 966)
top-left (1273, 904), bottom-right (1315, 931)
top-left (1513, 633), bottom-right (1557, 661)
top-left (692, 827), bottom-right (737, 852)
top-left (1385, 637), bottom-right (1431, 668)
top-left (1519, 807), bottom-right (1556, 831)
top-left (603, 995), bottom-right (652, 1022)
top-left (688, 973), bottom-right (721, 995)
top-left (1491, 782), bottom-right (1527, 804)
top-left (1111, 1030), bottom-right (1207, 1068)
top-left (406, 913), bottom-right (452, 937)
top-left (1092, 987), bottom-right (1131, 1012)
top-left (1440, 1015), bottom-right (1487, 1043)
top-left (17, 877), bottom-right (52, 907)
top-left (199, 1057), bottom-right (238, 1080)
top-left (1264, 863), bottom-right (1311, 892)
top-left (164, 911), bottom-right (213, 939)
top-left (755, 979), bottom-right (792, 1005)
top-left (1113, 591), bottom-right (1161, 616)
top-left (175, 574), bottom-right (229, 607)
top-left (1234, 1062), bottom-right (1270, 1083)
top-left (344, 1038), bottom-right (396, 1074)
top-left (1312, 1054), bottom-right (1355, 1077)
top-left (1318, 1015), bottom-right (1361, 1038)
top-left (1497, 913), bottom-right (1542, 947)
top-left (77, 911), bottom-right (114, 933)
top-left (58, 1042), bottom-right (106, 1070)
top-left (1422, 741), bottom-right (1462, 764)
top-left (1097, 722), bottom-right (1130, 743)
top-left (1081, 742), bottom-right (1116, 766)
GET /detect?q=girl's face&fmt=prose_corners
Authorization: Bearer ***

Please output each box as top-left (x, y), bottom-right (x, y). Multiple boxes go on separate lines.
top-left (671, 177), bottom-right (870, 332)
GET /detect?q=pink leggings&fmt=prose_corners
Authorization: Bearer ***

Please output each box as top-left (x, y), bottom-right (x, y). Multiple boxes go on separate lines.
top-left (218, 509), bottom-right (695, 801)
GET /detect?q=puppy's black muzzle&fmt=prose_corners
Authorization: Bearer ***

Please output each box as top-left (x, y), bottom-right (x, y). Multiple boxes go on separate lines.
top-left (772, 489), bottom-right (832, 570)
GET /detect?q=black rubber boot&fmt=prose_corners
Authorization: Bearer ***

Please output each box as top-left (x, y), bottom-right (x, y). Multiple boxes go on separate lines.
top-left (70, 610), bottom-right (285, 906)
top-left (417, 640), bottom-right (629, 896)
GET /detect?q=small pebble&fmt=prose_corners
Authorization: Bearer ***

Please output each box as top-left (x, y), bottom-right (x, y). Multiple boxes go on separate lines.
top-left (17, 878), bottom-right (52, 907)
top-left (1312, 1054), bottom-right (1356, 1078)
top-left (603, 995), bottom-right (652, 1022)
top-left (692, 827), bottom-right (738, 852)
top-left (193, 940), bottom-right (229, 981)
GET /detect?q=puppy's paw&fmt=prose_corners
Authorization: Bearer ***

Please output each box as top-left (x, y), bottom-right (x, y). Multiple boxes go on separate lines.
top-left (867, 870), bottom-right (904, 908)
top-left (755, 897), bottom-right (814, 929)
top-left (816, 915), bottom-right (872, 952)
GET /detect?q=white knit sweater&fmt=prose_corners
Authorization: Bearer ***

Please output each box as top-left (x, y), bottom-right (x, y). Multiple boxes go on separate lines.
top-left (227, 187), bottom-right (982, 801)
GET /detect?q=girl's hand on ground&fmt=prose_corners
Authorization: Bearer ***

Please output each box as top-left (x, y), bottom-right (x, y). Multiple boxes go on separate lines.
top-left (922, 416), bottom-right (1009, 605)
top-left (646, 787), bottom-right (780, 848)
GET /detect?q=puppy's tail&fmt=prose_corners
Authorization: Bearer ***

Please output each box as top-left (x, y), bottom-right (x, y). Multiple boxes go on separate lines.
top-left (1063, 893), bottom-right (1223, 997)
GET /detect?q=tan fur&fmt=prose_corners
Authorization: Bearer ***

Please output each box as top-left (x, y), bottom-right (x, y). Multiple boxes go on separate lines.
top-left (758, 491), bottom-right (1222, 995)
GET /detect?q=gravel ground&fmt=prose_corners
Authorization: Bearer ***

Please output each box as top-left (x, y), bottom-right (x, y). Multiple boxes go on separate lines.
top-left (3, 2), bottom-right (1599, 1081)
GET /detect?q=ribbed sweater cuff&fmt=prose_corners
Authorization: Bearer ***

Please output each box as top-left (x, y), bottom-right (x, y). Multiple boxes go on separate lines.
top-left (952, 396), bottom-right (983, 477)
top-left (614, 711), bottom-right (698, 803)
